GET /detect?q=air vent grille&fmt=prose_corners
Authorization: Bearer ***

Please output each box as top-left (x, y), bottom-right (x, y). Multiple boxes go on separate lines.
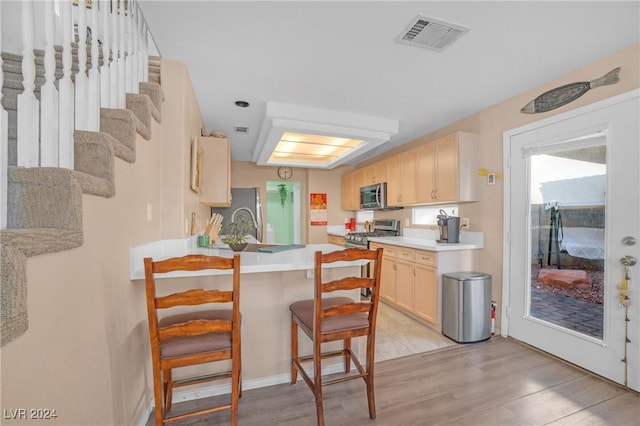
top-left (396, 15), bottom-right (468, 52)
top-left (234, 126), bottom-right (249, 134)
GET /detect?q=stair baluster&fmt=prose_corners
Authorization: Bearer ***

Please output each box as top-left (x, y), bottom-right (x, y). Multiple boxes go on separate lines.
top-left (16, 0), bottom-right (39, 167)
top-left (100, 0), bottom-right (112, 108)
top-left (88, 0), bottom-right (101, 131)
top-left (75, 0), bottom-right (89, 130)
top-left (58, 0), bottom-right (75, 169)
top-left (1, 3), bottom-right (7, 228)
top-left (40, 0), bottom-right (60, 167)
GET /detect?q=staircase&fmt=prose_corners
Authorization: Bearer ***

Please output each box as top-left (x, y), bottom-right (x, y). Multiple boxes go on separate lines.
top-left (1, 44), bottom-right (164, 346)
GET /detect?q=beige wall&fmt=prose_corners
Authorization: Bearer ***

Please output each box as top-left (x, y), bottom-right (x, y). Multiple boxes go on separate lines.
top-left (1, 40), bottom-right (637, 426)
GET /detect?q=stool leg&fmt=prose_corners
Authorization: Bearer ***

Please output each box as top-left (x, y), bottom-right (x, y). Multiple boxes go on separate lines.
top-left (344, 338), bottom-right (351, 373)
top-left (366, 335), bottom-right (376, 419)
top-left (291, 317), bottom-right (299, 384)
top-left (314, 339), bottom-right (324, 426)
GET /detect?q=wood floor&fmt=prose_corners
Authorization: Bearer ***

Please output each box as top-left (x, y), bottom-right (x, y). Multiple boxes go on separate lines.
top-left (146, 319), bottom-right (639, 425)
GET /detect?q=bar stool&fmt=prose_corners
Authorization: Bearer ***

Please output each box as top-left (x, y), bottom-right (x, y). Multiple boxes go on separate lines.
top-left (289, 247), bottom-right (383, 426)
top-left (143, 254), bottom-right (242, 426)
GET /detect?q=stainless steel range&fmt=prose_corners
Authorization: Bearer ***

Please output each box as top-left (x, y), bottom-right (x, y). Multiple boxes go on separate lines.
top-left (344, 219), bottom-right (400, 249)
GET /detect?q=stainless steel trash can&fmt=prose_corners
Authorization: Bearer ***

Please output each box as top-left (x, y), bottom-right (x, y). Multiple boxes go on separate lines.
top-left (442, 271), bottom-right (492, 343)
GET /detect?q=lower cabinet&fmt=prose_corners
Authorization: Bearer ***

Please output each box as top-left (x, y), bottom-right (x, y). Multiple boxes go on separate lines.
top-left (370, 242), bottom-right (479, 329)
top-left (327, 234), bottom-right (345, 246)
top-left (371, 242), bottom-right (438, 326)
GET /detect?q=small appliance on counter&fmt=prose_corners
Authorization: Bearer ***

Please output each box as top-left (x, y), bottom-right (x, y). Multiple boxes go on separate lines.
top-left (437, 210), bottom-right (460, 243)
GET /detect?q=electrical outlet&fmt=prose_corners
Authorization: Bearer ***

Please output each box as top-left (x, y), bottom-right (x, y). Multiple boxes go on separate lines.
top-left (306, 269), bottom-right (314, 279)
top-left (462, 218), bottom-right (470, 229)
top-left (404, 218), bottom-right (410, 227)
top-left (146, 203), bottom-right (153, 221)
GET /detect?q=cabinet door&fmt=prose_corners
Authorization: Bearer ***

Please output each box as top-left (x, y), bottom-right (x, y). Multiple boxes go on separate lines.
top-left (434, 134), bottom-right (459, 202)
top-left (362, 164), bottom-right (376, 185)
top-left (342, 171), bottom-right (362, 210)
top-left (328, 235), bottom-right (345, 246)
top-left (341, 173), bottom-right (354, 210)
top-left (374, 159), bottom-right (388, 184)
top-left (399, 149), bottom-right (417, 205)
top-left (394, 259), bottom-right (414, 311)
top-left (386, 155), bottom-right (402, 206)
top-left (199, 136), bottom-right (231, 207)
top-left (415, 143), bottom-right (436, 203)
top-left (415, 264), bottom-right (437, 323)
top-left (380, 255), bottom-right (396, 302)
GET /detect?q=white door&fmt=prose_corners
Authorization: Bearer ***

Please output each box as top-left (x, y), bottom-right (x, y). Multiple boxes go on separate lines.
top-left (503, 90), bottom-right (639, 391)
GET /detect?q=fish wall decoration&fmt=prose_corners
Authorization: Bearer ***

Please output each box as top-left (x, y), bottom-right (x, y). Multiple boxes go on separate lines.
top-left (521, 67), bottom-right (621, 114)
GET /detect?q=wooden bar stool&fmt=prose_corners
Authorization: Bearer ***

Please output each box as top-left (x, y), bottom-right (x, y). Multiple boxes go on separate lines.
top-left (289, 247), bottom-right (383, 426)
top-left (143, 254), bottom-right (242, 426)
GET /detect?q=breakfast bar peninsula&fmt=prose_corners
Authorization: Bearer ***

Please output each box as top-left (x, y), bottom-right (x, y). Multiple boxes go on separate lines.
top-left (129, 237), bottom-right (364, 398)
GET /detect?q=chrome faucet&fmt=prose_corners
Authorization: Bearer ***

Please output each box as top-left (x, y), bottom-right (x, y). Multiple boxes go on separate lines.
top-left (231, 207), bottom-right (262, 242)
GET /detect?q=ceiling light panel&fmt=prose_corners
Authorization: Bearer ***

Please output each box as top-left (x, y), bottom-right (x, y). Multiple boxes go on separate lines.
top-left (254, 103), bottom-right (398, 169)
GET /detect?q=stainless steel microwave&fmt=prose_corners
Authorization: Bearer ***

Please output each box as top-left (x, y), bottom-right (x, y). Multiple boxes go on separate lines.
top-left (360, 182), bottom-right (401, 210)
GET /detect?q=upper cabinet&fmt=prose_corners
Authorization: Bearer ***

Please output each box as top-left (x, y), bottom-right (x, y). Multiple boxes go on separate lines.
top-left (361, 159), bottom-right (388, 185)
top-left (387, 149), bottom-right (417, 206)
top-left (341, 171), bottom-right (359, 211)
top-left (342, 131), bottom-right (478, 210)
top-left (199, 136), bottom-right (232, 207)
top-left (415, 131), bottom-right (478, 205)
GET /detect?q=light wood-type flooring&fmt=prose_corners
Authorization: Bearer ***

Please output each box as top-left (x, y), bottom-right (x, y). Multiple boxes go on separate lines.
top-left (146, 303), bottom-right (639, 425)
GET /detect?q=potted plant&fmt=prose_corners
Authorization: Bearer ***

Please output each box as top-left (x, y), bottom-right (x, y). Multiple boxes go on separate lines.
top-left (222, 217), bottom-right (253, 251)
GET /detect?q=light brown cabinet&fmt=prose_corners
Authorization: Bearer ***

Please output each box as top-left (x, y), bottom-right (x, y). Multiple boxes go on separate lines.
top-left (416, 131), bottom-right (478, 205)
top-left (328, 234), bottom-right (345, 246)
top-left (199, 136), bottom-right (231, 207)
top-left (370, 242), bottom-right (479, 329)
top-left (341, 171), bottom-right (361, 211)
top-left (387, 149), bottom-right (416, 206)
top-left (414, 250), bottom-right (437, 323)
top-left (362, 160), bottom-right (389, 185)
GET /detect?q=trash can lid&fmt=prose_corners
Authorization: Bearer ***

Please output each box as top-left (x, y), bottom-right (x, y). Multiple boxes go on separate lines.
top-left (442, 271), bottom-right (491, 280)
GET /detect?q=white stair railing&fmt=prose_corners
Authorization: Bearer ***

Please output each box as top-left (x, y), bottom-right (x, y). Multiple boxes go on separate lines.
top-left (2, 0), bottom-right (157, 229)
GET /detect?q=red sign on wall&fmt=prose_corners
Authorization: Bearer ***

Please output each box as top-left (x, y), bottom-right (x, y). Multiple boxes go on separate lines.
top-left (309, 193), bottom-right (328, 225)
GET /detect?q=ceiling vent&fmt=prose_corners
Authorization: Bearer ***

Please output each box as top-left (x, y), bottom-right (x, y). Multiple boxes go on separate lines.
top-left (395, 15), bottom-right (468, 52)
top-left (234, 125), bottom-right (249, 134)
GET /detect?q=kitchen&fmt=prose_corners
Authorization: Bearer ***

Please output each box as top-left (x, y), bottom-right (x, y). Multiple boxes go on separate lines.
top-left (1, 2), bottom-right (638, 426)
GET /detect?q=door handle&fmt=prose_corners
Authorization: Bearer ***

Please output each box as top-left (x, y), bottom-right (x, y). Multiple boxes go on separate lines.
top-left (620, 255), bottom-right (637, 267)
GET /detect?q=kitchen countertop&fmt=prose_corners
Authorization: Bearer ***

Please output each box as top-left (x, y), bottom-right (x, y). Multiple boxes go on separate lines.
top-left (129, 237), bottom-right (361, 280)
top-left (367, 235), bottom-right (483, 252)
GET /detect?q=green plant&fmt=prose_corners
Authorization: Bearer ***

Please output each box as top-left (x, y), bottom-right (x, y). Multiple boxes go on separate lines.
top-left (222, 217), bottom-right (253, 244)
top-left (278, 184), bottom-right (288, 207)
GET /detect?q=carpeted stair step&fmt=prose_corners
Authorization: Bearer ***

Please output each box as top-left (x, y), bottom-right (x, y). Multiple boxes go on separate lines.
top-left (139, 82), bottom-right (163, 122)
top-left (99, 108), bottom-right (138, 162)
top-left (7, 166), bottom-right (83, 231)
top-left (74, 130), bottom-right (116, 197)
top-left (126, 93), bottom-right (153, 133)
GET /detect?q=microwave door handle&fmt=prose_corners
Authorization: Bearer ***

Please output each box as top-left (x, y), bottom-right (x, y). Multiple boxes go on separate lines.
top-left (376, 186), bottom-right (381, 205)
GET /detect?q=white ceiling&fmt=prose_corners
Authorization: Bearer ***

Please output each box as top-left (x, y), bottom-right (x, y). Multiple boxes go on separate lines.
top-left (138, 1), bottom-right (640, 167)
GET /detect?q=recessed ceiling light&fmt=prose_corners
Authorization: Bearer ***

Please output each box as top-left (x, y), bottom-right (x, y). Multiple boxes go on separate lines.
top-left (253, 102), bottom-right (398, 169)
top-left (235, 100), bottom-right (250, 108)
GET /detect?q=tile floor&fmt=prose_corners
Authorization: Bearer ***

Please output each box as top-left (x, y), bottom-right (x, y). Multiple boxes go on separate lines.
top-left (369, 301), bottom-right (456, 361)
